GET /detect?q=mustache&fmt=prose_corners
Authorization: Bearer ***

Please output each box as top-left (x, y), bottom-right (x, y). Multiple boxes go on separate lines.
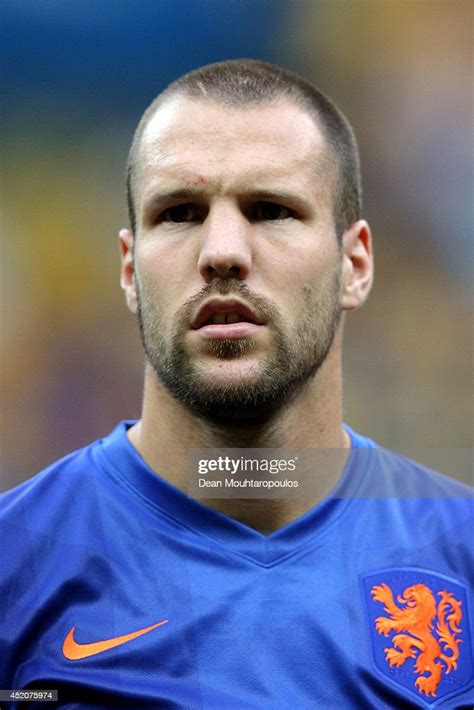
top-left (178, 279), bottom-right (280, 326)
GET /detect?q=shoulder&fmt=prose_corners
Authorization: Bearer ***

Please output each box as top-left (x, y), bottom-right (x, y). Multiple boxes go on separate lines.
top-left (366, 446), bottom-right (473, 557)
top-left (0, 427), bottom-right (131, 686)
top-left (0, 425), bottom-right (133, 619)
top-left (345, 424), bottom-right (473, 510)
top-left (0, 442), bottom-right (108, 574)
top-left (0, 421), bottom-right (134, 520)
top-left (0, 421), bottom-right (133, 541)
top-left (1, 440), bottom-right (99, 522)
top-left (373, 446), bottom-right (473, 501)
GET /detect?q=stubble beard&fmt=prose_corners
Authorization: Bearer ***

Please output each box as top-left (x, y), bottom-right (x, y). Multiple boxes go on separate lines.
top-left (136, 270), bottom-right (342, 427)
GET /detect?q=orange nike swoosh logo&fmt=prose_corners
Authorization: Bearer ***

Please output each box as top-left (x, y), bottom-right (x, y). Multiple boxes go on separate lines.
top-left (62, 620), bottom-right (169, 660)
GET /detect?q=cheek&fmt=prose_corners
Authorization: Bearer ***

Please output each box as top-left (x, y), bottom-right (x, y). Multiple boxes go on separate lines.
top-left (138, 271), bottom-right (182, 318)
top-left (283, 247), bottom-right (331, 290)
top-left (135, 242), bottom-right (193, 312)
top-left (291, 282), bottom-right (320, 319)
top-left (302, 280), bottom-right (316, 296)
top-left (285, 253), bottom-right (341, 316)
top-left (302, 283), bottom-right (317, 308)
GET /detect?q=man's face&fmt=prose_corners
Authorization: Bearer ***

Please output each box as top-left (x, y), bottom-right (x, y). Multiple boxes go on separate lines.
top-left (129, 96), bottom-right (344, 425)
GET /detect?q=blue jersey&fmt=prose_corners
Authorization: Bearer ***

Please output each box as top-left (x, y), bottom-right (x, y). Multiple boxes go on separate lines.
top-left (1, 422), bottom-right (472, 709)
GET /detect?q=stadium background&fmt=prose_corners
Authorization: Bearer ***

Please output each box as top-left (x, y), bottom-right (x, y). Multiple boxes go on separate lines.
top-left (1, 0), bottom-right (472, 489)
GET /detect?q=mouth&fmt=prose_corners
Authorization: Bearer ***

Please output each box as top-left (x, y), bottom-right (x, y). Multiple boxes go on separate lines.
top-left (191, 299), bottom-right (265, 339)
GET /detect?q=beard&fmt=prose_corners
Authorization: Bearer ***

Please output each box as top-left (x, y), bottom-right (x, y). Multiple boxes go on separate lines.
top-left (135, 268), bottom-right (342, 427)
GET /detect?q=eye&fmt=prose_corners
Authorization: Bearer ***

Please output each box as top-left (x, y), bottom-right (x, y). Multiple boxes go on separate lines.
top-left (254, 202), bottom-right (292, 221)
top-left (161, 204), bottom-right (199, 223)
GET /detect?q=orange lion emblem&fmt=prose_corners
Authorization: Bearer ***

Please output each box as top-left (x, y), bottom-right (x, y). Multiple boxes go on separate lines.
top-left (371, 582), bottom-right (462, 697)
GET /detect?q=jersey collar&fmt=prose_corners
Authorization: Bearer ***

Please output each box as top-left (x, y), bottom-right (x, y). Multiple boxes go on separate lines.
top-left (96, 420), bottom-right (376, 566)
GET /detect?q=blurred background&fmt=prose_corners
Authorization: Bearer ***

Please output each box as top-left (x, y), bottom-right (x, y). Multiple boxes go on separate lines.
top-left (1, 0), bottom-right (472, 490)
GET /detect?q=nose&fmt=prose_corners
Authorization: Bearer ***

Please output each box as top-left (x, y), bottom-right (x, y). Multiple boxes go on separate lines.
top-left (197, 204), bottom-right (252, 282)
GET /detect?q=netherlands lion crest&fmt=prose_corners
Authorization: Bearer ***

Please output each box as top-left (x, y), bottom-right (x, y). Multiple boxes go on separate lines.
top-left (362, 569), bottom-right (473, 705)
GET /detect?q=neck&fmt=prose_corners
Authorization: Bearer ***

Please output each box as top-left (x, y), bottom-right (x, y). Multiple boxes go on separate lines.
top-left (128, 330), bottom-right (350, 534)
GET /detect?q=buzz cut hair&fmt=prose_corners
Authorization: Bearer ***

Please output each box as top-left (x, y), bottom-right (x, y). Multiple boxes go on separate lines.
top-left (126, 59), bottom-right (362, 240)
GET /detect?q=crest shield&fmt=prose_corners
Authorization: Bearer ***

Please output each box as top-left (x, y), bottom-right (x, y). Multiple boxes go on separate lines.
top-left (362, 568), bottom-right (472, 705)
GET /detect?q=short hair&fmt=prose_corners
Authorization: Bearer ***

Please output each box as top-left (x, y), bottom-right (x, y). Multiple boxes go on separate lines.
top-left (126, 59), bottom-right (361, 240)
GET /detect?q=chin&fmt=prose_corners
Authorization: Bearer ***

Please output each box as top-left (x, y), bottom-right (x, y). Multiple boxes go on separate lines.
top-left (187, 395), bottom-right (282, 428)
top-left (178, 365), bottom-right (297, 428)
top-left (196, 357), bottom-right (263, 383)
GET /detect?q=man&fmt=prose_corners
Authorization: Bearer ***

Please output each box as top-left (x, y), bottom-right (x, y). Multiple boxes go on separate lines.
top-left (1, 60), bottom-right (472, 709)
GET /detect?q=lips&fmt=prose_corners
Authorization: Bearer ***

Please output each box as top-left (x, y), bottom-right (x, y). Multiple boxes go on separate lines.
top-left (191, 299), bottom-right (264, 330)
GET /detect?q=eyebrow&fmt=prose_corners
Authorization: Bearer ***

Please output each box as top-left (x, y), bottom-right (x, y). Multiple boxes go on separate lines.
top-left (142, 187), bottom-right (311, 221)
top-left (142, 188), bottom-right (206, 218)
top-left (241, 189), bottom-right (310, 212)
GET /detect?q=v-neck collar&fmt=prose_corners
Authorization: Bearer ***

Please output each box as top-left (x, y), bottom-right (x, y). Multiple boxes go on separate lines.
top-left (95, 421), bottom-right (376, 567)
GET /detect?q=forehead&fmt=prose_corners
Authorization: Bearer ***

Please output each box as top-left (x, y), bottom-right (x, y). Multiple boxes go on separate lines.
top-left (135, 96), bottom-right (334, 203)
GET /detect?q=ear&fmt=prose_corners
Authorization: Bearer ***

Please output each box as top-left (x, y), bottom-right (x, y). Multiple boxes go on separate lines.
top-left (339, 220), bottom-right (374, 311)
top-left (119, 228), bottom-right (138, 314)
